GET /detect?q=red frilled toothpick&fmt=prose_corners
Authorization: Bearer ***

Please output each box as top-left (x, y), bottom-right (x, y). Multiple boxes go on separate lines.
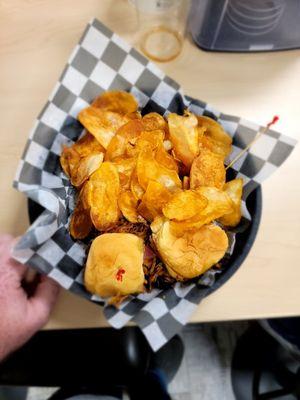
top-left (226, 115), bottom-right (279, 170)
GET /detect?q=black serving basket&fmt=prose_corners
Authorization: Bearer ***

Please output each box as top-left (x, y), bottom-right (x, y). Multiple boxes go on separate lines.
top-left (28, 184), bottom-right (262, 299)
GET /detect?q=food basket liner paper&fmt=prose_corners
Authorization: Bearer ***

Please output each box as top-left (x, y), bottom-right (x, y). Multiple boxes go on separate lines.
top-left (12, 19), bottom-right (297, 351)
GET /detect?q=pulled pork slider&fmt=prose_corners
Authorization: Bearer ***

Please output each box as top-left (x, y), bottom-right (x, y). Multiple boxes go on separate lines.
top-left (85, 233), bottom-right (145, 298)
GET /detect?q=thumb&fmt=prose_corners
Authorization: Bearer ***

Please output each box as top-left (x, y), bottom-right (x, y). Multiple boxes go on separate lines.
top-left (26, 276), bottom-right (60, 331)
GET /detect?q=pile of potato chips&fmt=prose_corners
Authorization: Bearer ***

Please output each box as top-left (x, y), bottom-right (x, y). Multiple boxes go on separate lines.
top-left (60, 91), bottom-right (243, 283)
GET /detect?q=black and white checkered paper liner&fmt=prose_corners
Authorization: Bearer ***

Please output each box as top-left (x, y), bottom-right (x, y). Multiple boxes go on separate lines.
top-left (12, 19), bottom-right (296, 351)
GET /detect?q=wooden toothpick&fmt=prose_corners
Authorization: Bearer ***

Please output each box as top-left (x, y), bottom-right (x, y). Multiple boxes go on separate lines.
top-left (226, 115), bottom-right (279, 170)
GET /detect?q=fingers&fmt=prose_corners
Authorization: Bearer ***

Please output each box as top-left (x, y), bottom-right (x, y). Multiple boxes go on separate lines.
top-left (26, 276), bottom-right (60, 330)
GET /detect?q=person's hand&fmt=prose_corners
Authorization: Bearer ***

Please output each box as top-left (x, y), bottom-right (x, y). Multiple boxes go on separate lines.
top-left (0, 234), bottom-right (59, 361)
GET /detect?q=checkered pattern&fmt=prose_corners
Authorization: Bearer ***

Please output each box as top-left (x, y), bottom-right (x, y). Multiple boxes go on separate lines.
top-left (12, 19), bottom-right (297, 351)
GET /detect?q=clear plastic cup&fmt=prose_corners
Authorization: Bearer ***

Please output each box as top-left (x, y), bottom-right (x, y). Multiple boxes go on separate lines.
top-left (133, 0), bottom-right (190, 62)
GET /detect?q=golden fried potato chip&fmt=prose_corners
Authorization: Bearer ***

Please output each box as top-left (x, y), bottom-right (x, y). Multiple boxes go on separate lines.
top-left (152, 221), bottom-right (228, 279)
top-left (80, 181), bottom-right (92, 211)
top-left (135, 130), bottom-right (165, 152)
top-left (138, 181), bottom-right (172, 222)
top-left (88, 162), bottom-right (120, 231)
top-left (137, 148), bottom-right (181, 191)
top-left (142, 112), bottom-right (167, 132)
top-left (78, 107), bottom-right (128, 149)
top-left (163, 140), bottom-right (172, 151)
top-left (137, 201), bottom-right (155, 222)
top-left (60, 146), bottom-right (81, 178)
top-left (194, 186), bottom-right (234, 224)
top-left (113, 157), bottom-right (136, 190)
top-left (118, 191), bottom-right (139, 223)
top-left (75, 132), bottom-right (105, 155)
top-left (198, 134), bottom-right (214, 152)
top-left (162, 190), bottom-right (208, 221)
top-left (105, 119), bottom-right (143, 161)
top-left (190, 148), bottom-right (225, 189)
top-left (219, 178), bottom-right (243, 227)
top-left (71, 153), bottom-right (104, 187)
top-left (155, 145), bottom-right (178, 172)
top-left (182, 176), bottom-right (190, 190)
top-left (150, 216), bottom-right (165, 234)
top-left (126, 111), bottom-right (142, 120)
top-left (197, 116), bottom-right (232, 159)
top-left (167, 111), bottom-right (199, 168)
top-left (69, 199), bottom-right (93, 239)
top-left (169, 187), bottom-right (233, 234)
top-left (130, 169), bottom-right (144, 201)
top-left (92, 90), bottom-right (138, 114)
top-left (60, 133), bottom-right (104, 178)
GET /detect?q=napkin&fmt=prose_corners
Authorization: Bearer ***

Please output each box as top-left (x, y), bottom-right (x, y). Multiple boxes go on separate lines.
top-left (13, 19), bottom-right (296, 351)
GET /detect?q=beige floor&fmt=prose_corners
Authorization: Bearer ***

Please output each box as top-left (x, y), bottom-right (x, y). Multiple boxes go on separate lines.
top-left (168, 322), bottom-right (248, 400)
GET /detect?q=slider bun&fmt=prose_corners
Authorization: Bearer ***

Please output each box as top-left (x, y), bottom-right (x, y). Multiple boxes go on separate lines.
top-left (152, 221), bottom-right (228, 280)
top-left (85, 233), bottom-right (145, 298)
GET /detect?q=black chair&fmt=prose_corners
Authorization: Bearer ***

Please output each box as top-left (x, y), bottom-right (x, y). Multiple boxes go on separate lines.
top-left (231, 320), bottom-right (300, 400)
top-left (0, 327), bottom-right (183, 400)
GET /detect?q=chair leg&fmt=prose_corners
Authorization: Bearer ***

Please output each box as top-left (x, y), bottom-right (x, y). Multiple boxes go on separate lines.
top-left (127, 334), bottom-right (184, 400)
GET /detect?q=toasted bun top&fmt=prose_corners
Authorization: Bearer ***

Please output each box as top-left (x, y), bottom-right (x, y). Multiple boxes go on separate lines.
top-left (153, 222), bottom-right (228, 279)
top-left (85, 233), bottom-right (145, 298)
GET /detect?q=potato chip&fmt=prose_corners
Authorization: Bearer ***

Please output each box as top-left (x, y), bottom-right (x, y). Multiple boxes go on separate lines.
top-left (130, 169), bottom-right (144, 201)
top-left (92, 90), bottom-right (138, 114)
top-left (137, 201), bottom-right (154, 222)
top-left (197, 125), bottom-right (206, 137)
top-left (169, 187), bottom-right (233, 234)
top-left (126, 111), bottom-right (142, 120)
top-left (113, 158), bottom-right (136, 190)
top-left (75, 132), bottom-right (105, 155)
top-left (60, 133), bottom-right (104, 178)
top-left (198, 134), bottom-right (214, 151)
top-left (194, 187), bottom-right (234, 223)
top-left (163, 140), bottom-right (172, 151)
top-left (135, 130), bottom-right (165, 152)
top-left (88, 162), bottom-right (120, 231)
top-left (71, 153), bottom-right (104, 187)
top-left (137, 148), bottom-right (181, 191)
top-left (155, 145), bottom-right (178, 172)
top-left (162, 190), bottom-right (208, 221)
top-left (78, 107), bottom-right (128, 149)
top-left (190, 147), bottom-right (225, 189)
top-left (118, 190), bottom-right (139, 223)
top-left (142, 112), bottom-right (167, 132)
top-left (60, 146), bottom-right (81, 178)
top-left (116, 118), bottom-right (143, 142)
top-left (167, 111), bottom-right (199, 168)
top-left (182, 176), bottom-right (189, 190)
top-left (105, 119), bottom-right (143, 161)
top-left (153, 221), bottom-right (228, 279)
top-left (219, 178), bottom-right (243, 227)
top-left (138, 181), bottom-right (172, 222)
top-left (80, 181), bottom-right (92, 211)
top-left (150, 216), bottom-right (165, 234)
top-left (69, 199), bottom-right (93, 239)
top-left (197, 116), bottom-right (232, 159)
